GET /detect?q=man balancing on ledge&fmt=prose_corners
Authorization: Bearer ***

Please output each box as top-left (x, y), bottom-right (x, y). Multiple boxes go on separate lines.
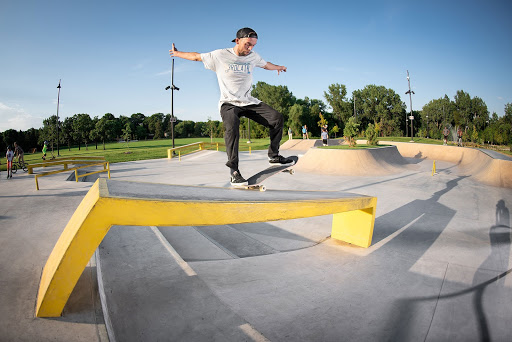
top-left (169, 27), bottom-right (293, 186)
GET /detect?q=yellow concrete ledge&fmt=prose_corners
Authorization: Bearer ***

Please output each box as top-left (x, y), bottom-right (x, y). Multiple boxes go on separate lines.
top-left (36, 179), bottom-right (377, 317)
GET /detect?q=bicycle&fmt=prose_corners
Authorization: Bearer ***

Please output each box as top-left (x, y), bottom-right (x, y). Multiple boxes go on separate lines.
top-left (12, 157), bottom-right (28, 173)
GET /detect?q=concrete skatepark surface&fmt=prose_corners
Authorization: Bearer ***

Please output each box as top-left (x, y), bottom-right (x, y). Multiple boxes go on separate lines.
top-left (1, 141), bottom-right (511, 341)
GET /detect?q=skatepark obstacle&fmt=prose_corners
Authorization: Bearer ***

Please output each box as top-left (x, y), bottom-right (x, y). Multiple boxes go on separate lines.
top-left (35, 178), bottom-right (377, 317)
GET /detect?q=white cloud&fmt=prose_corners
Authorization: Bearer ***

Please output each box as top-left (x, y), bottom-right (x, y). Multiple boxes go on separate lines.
top-left (0, 102), bottom-right (43, 132)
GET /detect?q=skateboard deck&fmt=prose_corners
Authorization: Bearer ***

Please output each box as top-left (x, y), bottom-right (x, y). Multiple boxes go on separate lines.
top-left (236, 156), bottom-right (299, 191)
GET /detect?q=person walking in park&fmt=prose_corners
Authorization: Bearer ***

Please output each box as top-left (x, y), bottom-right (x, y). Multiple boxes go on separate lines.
top-left (13, 142), bottom-right (25, 167)
top-left (288, 127), bottom-right (293, 140)
top-left (302, 125), bottom-right (309, 139)
top-left (457, 127), bottom-right (463, 147)
top-left (6, 145), bottom-right (14, 179)
top-left (169, 27), bottom-right (292, 186)
top-left (443, 127), bottom-right (449, 145)
top-left (321, 127), bottom-right (329, 146)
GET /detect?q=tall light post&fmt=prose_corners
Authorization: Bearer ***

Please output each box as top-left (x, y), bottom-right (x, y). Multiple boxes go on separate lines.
top-left (56, 80), bottom-right (61, 156)
top-left (353, 94), bottom-right (356, 117)
top-left (426, 115), bottom-right (429, 138)
top-left (165, 58), bottom-right (179, 151)
top-left (405, 70), bottom-right (415, 141)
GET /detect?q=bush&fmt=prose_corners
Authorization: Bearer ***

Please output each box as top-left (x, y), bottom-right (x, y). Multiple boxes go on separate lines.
top-left (365, 123), bottom-right (378, 145)
top-left (343, 117), bottom-right (359, 147)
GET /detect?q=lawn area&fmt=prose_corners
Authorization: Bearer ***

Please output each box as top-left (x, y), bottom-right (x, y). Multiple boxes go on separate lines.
top-left (0, 138), bottom-right (282, 172)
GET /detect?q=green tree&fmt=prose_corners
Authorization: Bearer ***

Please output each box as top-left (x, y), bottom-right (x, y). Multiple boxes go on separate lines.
top-left (324, 83), bottom-right (350, 123)
top-left (122, 122), bottom-right (132, 142)
top-left (40, 115), bottom-right (60, 150)
top-left (352, 85), bottom-right (405, 136)
top-left (72, 114), bottom-right (94, 150)
top-left (343, 117), bottom-right (359, 147)
top-left (365, 123), bottom-right (378, 145)
top-left (61, 116), bottom-right (75, 151)
top-left (287, 103), bottom-right (307, 138)
top-left (318, 112), bottom-right (328, 129)
top-left (331, 124), bottom-right (340, 138)
top-left (251, 81), bottom-right (296, 121)
top-left (92, 113), bottom-right (117, 150)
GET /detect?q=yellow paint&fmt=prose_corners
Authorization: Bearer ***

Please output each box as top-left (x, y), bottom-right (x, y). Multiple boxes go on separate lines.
top-left (432, 160), bottom-right (436, 176)
top-left (28, 159), bottom-right (105, 174)
top-left (36, 179), bottom-right (377, 317)
top-left (35, 162), bottom-right (109, 189)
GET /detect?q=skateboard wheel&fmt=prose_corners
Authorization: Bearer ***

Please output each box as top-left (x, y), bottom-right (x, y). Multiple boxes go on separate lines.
top-left (260, 185), bottom-right (266, 192)
top-left (289, 169), bottom-right (295, 175)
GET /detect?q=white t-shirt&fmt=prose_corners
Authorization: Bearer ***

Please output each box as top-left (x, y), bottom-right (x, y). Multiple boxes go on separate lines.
top-left (201, 48), bottom-right (267, 109)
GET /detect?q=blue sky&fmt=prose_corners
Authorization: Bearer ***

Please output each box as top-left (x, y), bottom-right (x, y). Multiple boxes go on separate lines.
top-left (1, 0), bottom-right (511, 132)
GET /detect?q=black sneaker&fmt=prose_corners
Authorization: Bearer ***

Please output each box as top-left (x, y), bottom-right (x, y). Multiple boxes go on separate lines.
top-left (269, 155), bottom-right (293, 165)
top-left (230, 170), bottom-right (248, 186)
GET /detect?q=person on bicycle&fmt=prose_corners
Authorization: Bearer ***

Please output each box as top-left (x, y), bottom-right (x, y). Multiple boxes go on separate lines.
top-left (14, 142), bottom-right (25, 166)
top-left (6, 145), bottom-right (14, 179)
top-left (457, 127), bottom-right (463, 146)
top-left (443, 127), bottom-right (449, 145)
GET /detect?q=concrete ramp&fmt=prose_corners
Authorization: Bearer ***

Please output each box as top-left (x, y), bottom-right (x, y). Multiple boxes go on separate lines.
top-left (385, 142), bottom-right (512, 188)
top-left (280, 139), bottom-right (318, 150)
top-left (295, 145), bottom-right (415, 176)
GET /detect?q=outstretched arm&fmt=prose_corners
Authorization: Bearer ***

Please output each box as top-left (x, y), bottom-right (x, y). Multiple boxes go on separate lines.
top-left (169, 43), bottom-right (202, 61)
top-left (263, 62), bottom-right (287, 75)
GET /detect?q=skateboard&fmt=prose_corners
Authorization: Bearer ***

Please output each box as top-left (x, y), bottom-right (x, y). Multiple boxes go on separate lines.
top-left (236, 156), bottom-right (299, 191)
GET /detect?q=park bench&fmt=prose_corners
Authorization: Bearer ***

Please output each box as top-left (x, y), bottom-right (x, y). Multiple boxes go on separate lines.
top-left (35, 179), bottom-right (377, 317)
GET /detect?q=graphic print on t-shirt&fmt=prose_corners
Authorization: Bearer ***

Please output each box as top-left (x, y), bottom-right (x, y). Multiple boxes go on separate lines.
top-left (226, 62), bottom-right (251, 74)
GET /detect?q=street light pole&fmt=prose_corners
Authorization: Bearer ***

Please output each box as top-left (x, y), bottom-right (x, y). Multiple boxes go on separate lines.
top-left (166, 58), bottom-right (179, 151)
top-left (56, 79), bottom-right (61, 156)
top-left (353, 94), bottom-right (356, 117)
top-left (405, 70), bottom-right (415, 141)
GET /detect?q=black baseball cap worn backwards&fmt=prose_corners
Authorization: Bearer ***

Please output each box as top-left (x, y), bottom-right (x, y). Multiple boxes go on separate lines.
top-left (232, 27), bottom-right (258, 42)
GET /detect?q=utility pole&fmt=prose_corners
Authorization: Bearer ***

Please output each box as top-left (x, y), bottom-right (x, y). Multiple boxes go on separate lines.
top-left (56, 80), bottom-right (61, 156)
top-left (165, 58), bottom-right (179, 151)
top-left (405, 70), bottom-right (415, 141)
top-left (353, 94), bottom-right (356, 117)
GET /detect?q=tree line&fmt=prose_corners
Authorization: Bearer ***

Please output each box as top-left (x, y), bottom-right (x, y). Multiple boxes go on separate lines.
top-left (2, 82), bottom-right (511, 152)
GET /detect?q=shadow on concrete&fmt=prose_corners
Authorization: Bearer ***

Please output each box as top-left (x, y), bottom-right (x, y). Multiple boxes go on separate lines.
top-left (341, 171), bottom-right (420, 192)
top-left (382, 198), bottom-right (512, 341)
top-left (372, 176), bottom-right (467, 245)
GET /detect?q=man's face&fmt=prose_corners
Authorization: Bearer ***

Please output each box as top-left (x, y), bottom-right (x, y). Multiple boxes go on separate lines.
top-left (235, 37), bottom-right (257, 56)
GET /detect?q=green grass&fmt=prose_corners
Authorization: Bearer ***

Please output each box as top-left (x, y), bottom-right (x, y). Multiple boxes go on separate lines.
top-left (376, 137), bottom-right (444, 145)
top-left (0, 138), bottom-right (284, 171)
top-left (2, 136), bottom-right (509, 172)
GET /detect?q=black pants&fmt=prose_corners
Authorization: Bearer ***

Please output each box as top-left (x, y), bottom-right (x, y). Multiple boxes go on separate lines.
top-left (220, 102), bottom-right (283, 171)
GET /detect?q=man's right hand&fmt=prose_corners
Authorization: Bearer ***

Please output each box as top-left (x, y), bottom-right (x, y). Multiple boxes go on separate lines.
top-left (169, 43), bottom-right (178, 58)
top-left (169, 43), bottom-right (202, 61)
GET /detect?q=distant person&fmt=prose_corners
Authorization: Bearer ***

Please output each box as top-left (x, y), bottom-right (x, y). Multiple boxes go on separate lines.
top-left (457, 127), bottom-right (463, 147)
top-left (443, 127), bottom-right (449, 145)
top-left (6, 145), bottom-right (14, 179)
top-left (302, 125), bottom-right (309, 139)
top-left (169, 27), bottom-right (292, 186)
top-left (288, 127), bottom-right (293, 140)
top-left (13, 142), bottom-right (25, 166)
top-left (321, 127), bottom-right (329, 146)
top-left (42, 141), bottom-right (48, 160)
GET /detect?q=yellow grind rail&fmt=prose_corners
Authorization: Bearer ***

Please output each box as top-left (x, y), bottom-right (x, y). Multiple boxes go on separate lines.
top-left (28, 158), bottom-right (106, 174)
top-left (167, 142), bottom-right (220, 159)
top-left (35, 179), bottom-right (377, 317)
top-left (35, 162), bottom-right (110, 190)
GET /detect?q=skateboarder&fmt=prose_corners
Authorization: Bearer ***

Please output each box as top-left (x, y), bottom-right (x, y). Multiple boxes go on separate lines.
top-left (169, 27), bottom-right (293, 186)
